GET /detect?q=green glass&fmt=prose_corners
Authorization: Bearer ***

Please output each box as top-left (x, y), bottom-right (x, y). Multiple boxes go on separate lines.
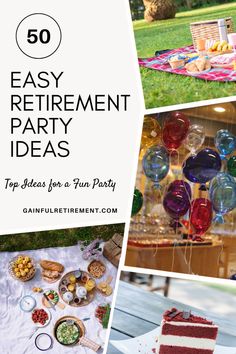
top-left (131, 188), bottom-right (143, 216)
top-left (228, 156), bottom-right (236, 177)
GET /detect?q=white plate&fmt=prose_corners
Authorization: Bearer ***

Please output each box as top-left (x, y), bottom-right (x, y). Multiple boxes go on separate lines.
top-left (32, 308), bottom-right (51, 328)
top-left (110, 327), bottom-right (236, 354)
top-left (210, 53), bottom-right (235, 68)
top-left (186, 68), bottom-right (211, 76)
top-left (35, 333), bottom-right (53, 351)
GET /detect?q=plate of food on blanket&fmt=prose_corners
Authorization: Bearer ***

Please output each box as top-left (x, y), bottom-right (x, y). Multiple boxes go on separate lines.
top-left (59, 269), bottom-right (96, 307)
top-left (40, 259), bottom-right (64, 283)
top-left (168, 54), bottom-right (187, 69)
top-left (54, 316), bottom-right (83, 346)
top-left (110, 308), bottom-right (236, 354)
top-left (41, 289), bottom-right (66, 310)
top-left (9, 254), bottom-right (36, 282)
top-left (32, 308), bottom-right (51, 328)
top-left (210, 53), bottom-right (236, 69)
top-left (185, 56), bottom-right (211, 75)
top-left (168, 53), bottom-right (200, 69)
top-left (88, 260), bottom-right (106, 278)
top-left (207, 40), bottom-right (233, 57)
top-left (95, 303), bottom-right (111, 328)
top-left (54, 316), bottom-right (101, 351)
top-left (96, 276), bottom-right (113, 297)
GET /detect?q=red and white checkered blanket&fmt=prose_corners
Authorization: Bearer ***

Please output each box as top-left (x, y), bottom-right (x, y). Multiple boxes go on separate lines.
top-left (138, 45), bottom-right (236, 82)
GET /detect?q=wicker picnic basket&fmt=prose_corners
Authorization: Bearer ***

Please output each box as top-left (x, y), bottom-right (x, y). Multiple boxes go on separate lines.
top-left (190, 17), bottom-right (234, 49)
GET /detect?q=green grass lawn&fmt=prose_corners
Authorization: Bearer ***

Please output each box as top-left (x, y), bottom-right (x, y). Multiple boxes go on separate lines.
top-left (206, 283), bottom-right (236, 296)
top-left (0, 223), bottom-right (125, 252)
top-left (133, 3), bottom-right (236, 109)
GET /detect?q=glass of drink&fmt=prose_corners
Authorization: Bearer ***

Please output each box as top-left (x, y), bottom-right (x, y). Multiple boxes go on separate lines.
top-left (196, 38), bottom-right (206, 55)
top-left (228, 33), bottom-right (236, 51)
top-left (228, 33), bottom-right (236, 70)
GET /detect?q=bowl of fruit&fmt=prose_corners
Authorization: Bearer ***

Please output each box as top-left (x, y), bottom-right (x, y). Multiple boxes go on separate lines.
top-left (32, 308), bottom-right (51, 327)
top-left (207, 40), bottom-right (233, 57)
top-left (9, 254), bottom-right (36, 282)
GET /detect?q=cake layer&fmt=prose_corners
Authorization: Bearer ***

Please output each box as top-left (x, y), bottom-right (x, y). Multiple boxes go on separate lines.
top-left (158, 335), bottom-right (215, 350)
top-left (159, 345), bottom-right (213, 354)
top-left (162, 323), bottom-right (218, 339)
top-left (162, 321), bottom-right (217, 328)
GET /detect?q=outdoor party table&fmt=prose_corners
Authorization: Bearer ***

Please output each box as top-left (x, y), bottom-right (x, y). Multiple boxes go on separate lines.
top-left (108, 281), bottom-right (236, 354)
top-left (0, 243), bottom-right (117, 354)
top-left (125, 241), bottom-right (223, 277)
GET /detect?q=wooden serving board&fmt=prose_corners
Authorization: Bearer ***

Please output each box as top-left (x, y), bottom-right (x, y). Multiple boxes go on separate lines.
top-left (211, 63), bottom-right (234, 69)
top-left (58, 270), bottom-right (96, 307)
top-left (42, 295), bottom-right (65, 309)
top-left (207, 50), bottom-right (233, 57)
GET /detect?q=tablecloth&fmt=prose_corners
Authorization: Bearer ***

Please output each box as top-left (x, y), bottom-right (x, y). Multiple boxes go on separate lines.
top-left (0, 243), bottom-right (117, 354)
top-left (139, 45), bottom-right (236, 81)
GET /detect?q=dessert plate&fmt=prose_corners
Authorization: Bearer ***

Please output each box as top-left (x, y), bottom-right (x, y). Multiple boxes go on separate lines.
top-left (110, 328), bottom-right (236, 354)
top-left (210, 53), bottom-right (235, 68)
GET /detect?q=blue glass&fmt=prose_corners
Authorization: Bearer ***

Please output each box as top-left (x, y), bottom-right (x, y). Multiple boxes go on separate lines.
top-left (142, 145), bottom-right (169, 183)
top-left (215, 129), bottom-right (236, 159)
top-left (183, 148), bottom-right (221, 184)
top-left (209, 172), bottom-right (236, 223)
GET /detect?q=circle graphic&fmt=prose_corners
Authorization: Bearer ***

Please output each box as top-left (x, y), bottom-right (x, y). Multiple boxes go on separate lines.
top-left (16, 13), bottom-right (62, 59)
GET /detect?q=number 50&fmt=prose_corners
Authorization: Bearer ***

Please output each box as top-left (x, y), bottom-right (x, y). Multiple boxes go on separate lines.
top-left (27, 29), bottom-right (51, 44)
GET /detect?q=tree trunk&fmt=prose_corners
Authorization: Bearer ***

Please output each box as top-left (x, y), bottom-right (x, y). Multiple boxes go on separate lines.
top-left (143, 0), bottom-right (177, 22)
top-left (185, 0), bottom-right (193, 9)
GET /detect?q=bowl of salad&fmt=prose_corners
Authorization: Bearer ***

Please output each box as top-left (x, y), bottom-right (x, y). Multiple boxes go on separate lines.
top-left (54, 316), bottom-right (84, 346)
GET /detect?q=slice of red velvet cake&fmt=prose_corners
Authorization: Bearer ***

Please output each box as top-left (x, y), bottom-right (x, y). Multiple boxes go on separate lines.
top-left (157, 308), bottom-right (218, 354)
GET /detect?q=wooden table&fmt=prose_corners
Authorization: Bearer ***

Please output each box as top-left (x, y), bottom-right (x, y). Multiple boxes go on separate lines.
top-left (108, 281), bottom-right (236, 353)
top-left (219, 235), bottom-right (236, 278)
top-left (125, 242), bottom-right (222, 277)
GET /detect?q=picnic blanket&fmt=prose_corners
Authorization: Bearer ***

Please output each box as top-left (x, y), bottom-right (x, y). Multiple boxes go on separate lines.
top-left (0, 243), bottom-right (117, 354)
top-left (139, 45), bottom-right (236, 82)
